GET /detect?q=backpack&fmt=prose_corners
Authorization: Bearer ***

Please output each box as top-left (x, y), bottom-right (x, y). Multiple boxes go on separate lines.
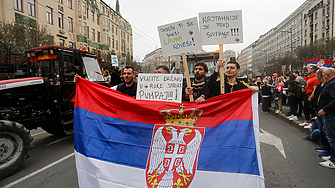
top-left (295, 81), bottom-right (304, 98)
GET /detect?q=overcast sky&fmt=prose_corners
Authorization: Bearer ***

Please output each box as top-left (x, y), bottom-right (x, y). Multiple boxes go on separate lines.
top-left (105, 0), bottom-right (307, 61)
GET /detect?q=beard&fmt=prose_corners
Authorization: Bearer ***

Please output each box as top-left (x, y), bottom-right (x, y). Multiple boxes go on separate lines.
top-left (125, 78), bottom-right (133, 84)
top-left (195, 73), bottom-right (204, 80)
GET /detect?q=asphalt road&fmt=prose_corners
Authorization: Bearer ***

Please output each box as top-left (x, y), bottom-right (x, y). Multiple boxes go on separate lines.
top-left (1, 110), bottom-right (335, 188)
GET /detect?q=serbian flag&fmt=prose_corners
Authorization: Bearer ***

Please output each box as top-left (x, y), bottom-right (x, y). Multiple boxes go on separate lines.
top-left (74, 77), bottom-right (265, 188)
top-left (306, 58), bottom-right (333, 69)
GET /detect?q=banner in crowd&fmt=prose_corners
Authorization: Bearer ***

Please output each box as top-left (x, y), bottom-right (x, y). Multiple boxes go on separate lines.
top-left (136, 73), bottom-right (183, 103)
top-left (119, 57), bottom-right (126, 70)
top-left (199, 10), bottom-right (243, 45)
top-left (158, 17), bottom-right (202, 57)
top-left (74, 77), bottom-right (265, 188)
top-left (111, 55), bottom-right (118, 66)
top-left (305, 58), bottom-right (334, 69)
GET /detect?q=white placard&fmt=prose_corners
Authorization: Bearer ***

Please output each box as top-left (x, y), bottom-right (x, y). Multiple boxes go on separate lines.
top-left (158, 17), bottom-right (202, 57)
top-left (119, 57), bottom-right (126, 70)
top-left (136, 73), bottom-right (183, 103)
top-left (199, 10), bottom-right (243, 45)
top-left (111, 55), bottom-right (118, 66)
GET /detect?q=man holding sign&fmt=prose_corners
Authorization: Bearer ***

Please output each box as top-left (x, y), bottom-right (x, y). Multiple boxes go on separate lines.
top-left (209, 60), bottom-right (258, 96)
top-left (116, 66), bottom-right (137, 97)
top-left (183, 62), bottom-right (211, 104)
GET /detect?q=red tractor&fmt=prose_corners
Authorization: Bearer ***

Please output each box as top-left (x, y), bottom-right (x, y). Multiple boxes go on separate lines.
top-left (0, 45), bottom-right (108, 179)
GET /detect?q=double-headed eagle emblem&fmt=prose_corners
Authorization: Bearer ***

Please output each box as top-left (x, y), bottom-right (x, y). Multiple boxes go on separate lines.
top-left (146, 105), bottom-right (204, 188)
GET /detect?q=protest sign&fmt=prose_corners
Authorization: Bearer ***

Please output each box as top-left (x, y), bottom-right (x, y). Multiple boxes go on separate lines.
top-left (111, 55), bottom-right (118, 66)
top-left (136, 73), bottom-right (183, 103)
top-left (158, 17), bottom-right (202, 57)
top-left (199, 10), bottom-right (243, 45)
top-left (119, 57), bottom-right (126, 70)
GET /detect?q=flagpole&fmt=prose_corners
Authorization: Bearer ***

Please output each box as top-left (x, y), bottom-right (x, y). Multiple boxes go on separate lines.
top-left (219, 44), bottom-right (225, 94)
top-left (182, 53), bottom-right (194, 102)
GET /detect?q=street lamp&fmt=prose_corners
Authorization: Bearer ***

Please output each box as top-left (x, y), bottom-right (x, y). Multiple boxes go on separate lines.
top-left (280, 30), bottom-right (293, 72)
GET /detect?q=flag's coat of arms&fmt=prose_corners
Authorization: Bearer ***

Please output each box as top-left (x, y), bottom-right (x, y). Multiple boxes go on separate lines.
top-left (73, 77), bottom-right (265, 188)
top-left (306, 58), bottom-right (333, 69)
top-left (146, 125), bottom-right (204, 188)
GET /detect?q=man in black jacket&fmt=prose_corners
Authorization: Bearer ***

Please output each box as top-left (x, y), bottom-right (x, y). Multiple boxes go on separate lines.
top-left (317, 68), bottom-right (335, 169)
top-left (183, 62), bottom-right (210, 104)
top-left (116, 66), bottom-right (137, 97)
top-left (208, 60), bottom-right (258, 96)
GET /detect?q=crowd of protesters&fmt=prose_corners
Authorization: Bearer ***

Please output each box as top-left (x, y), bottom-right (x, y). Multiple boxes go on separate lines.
top-left (89, 60), bottom-right (335, 169)
top-left (257, 65), bottom-right (335, 169)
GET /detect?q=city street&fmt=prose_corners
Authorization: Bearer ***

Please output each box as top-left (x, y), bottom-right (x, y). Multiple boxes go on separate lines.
top-left (1, 109), bottom-right (335, 188)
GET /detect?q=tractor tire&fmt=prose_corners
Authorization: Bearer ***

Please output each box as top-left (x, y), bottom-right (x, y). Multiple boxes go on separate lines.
top-left (0, 120), bottom-right (33, 180)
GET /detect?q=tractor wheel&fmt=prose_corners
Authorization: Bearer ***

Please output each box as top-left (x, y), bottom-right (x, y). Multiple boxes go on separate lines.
top-left (0, 120), bottom-right (33, 180)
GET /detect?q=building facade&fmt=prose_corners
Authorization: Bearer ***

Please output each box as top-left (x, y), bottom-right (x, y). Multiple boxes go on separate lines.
top-left (142, 48), bottom-right (183, 73)
top-left (238, 0), bottom-right (335, 77)
top-left (1, 0), bottom-right (133, 63)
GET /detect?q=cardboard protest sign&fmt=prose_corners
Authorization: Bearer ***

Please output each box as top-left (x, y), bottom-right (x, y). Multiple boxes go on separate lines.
top-left (199, 10), bottom-right (243, 45)
top-left (158, 17), bottom-right (202, 57)
top-left (136, 73), bottom-right (183, 103)
top-left (111, 55), bottom-right (118, 66)
top-left (119, 57), bottom-right (126, 70)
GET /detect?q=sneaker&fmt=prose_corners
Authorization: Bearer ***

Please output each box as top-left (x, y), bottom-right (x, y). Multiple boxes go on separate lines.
top-left (321, 156), bottom-right (331, 161)
top-left (304, 123), bottom-right (312, 129)
top-left (276, 110), bottom-right (280, 114)
top-left (319, 160), bottom-right (335, 169)
top-left (319, 151), bottom-right (331, 158)
top-left (299, 121), bottom-right (309, 126)
top-left (289, 116), bottom-right (298, 121)
top-left (315, 147), bottom-right (326, 153)
top-left (287, 115), bottom-right (294, 119)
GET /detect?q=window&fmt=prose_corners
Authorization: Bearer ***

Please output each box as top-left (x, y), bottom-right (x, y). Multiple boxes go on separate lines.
top-left (305, 39), bottom-right (307, 46)
top-left (69, 42), bottom-right (73, 48)
top-left (305, 29), bottom-right (307, 36)
top-left (58, 13), bottom-right (63, 28)
top-left (28, 0), bottom-right (35, 17)
top-left (14, 0), bottom-right (22, 11)
top-left (323, 21), bottom-right (325, 28)
top-left (83, 22), bottom-right (87, 36)
top-left (116, 27), bottom-right (118, 35)
top-left (97, 31), bottom-right (100, 43)
top-left (91, 11), bottom-right (94, 22)
top-left (315, 12), bottom-right (318, 19)
top-left (305, 19), bottom-right (307, 26)
top-left (91, 28), bottom-right (95, 41)
top-left (102, 6), bottom-right (105, 13)
top-left (47, 7), bottom-right (52, 24)
top-left (59, 39), bottom-right (65, 46)
top-left (78, 1), bottom-right (80, 12)
top-left (68, 0), bottom-right (72, 9)
top-left (116, 40), bottom-right (118, 50)
top-left (315, 23), bottom-right (318, 31)
top-left (112, 25), bottom-right (114, 33)
top-left (83, 2), bottom-right (86, 14)
top-left (112, 39), bottom-right (114, 48)
top-left (103, 33), bottom-right (105, 44)
top-left (87, 26), bottom-right (89, 38)
top-left (68, 17), bottom-right (73, 32)
top-left (58, 0), bottom-right (62, 3)
top-left (97, 15), bottom-right (100, 25)
top-left (103, 17), bottom-right (105, 26)
top-left (79, 21), bottom-right (81, 34)
top-left (315, 34), bottom-right (318, 40)
top-left (107, 34), bottom-right (109, 46)
top-left (127, 35), bottom-right (129, 43)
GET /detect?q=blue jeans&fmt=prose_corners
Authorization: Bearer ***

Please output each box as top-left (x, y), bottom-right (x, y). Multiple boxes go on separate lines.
top-left (318, 115), bottom-right (331, 153)
top-left (321, 115), bottom-right (335, 162)
top-left (310, 120), bottom-right (321, 140)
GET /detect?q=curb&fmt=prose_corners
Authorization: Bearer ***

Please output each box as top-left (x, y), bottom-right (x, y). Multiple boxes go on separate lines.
top-left (267, 108), bottom-right (312, 136)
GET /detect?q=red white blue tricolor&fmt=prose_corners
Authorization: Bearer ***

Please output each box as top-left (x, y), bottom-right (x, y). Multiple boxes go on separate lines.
top-left (74, 77), bottom-right (265, 188)
top-left (306, 58), bottom-right (333, 69)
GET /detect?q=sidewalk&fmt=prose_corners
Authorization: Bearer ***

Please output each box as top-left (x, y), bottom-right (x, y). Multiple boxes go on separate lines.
top-left (261, 104), bottom-right (312, 136)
